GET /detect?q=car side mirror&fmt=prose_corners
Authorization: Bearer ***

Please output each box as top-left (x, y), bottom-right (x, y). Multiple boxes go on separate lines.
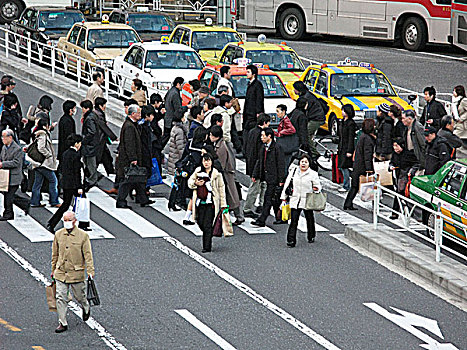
top-left (408, 94), bottom-right (417, 102)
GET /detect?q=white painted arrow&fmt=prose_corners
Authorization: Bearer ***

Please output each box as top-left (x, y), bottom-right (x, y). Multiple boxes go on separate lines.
top-left (363, 303), bottom-right (459, 350)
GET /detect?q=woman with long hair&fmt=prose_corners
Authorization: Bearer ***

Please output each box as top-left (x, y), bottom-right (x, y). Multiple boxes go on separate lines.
top-left (337, 104), bottom-right (356, 192)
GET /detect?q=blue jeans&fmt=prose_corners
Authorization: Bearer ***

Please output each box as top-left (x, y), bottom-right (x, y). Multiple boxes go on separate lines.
top-left (31, 167), bottom-right (59, 206)
top-left (340, 168), bottom-right (350, 190)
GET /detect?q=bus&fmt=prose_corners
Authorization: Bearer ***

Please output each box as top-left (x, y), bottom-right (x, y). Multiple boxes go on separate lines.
top-left (0, 0), bottom-right (73, 23)
top-left (237, 0), bottom-right (454, 51)
top-left (451, 0), bottom-right (467, 50)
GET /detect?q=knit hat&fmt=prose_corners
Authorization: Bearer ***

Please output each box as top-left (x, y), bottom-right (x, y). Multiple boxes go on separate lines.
top-left (378, 103), bottom-right (390, 114)
top-left (424, 126), bottom-right (437, 136)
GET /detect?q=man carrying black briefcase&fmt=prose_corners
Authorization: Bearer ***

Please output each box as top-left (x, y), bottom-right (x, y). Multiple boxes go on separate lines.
top-left (116, 105), bottom-right (154, 209)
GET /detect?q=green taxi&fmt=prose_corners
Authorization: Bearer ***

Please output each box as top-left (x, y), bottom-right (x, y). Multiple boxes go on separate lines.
top-left (409, 159), bottom-right (467, 244)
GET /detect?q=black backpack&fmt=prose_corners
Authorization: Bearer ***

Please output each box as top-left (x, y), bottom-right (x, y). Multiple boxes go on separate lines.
top-left (317, 96), bottom-right (330, 116)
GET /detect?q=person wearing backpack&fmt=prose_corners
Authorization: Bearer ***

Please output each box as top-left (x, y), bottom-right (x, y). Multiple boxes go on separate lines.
top-left (424, 126), bottom-right (451, 175)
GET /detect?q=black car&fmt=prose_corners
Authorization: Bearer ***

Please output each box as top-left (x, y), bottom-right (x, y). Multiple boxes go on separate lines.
top-left (7, 6), bottom-right (85, 57)
top-left (109, 9), bottom-right (175, 41)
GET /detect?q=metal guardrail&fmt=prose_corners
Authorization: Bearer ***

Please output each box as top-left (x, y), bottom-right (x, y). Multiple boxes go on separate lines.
top-left (372, 175), bottom-right (467, 263)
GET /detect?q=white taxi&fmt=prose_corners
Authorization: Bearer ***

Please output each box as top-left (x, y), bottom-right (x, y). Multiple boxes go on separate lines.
top-left (111, 40), bottom-right (205, 97)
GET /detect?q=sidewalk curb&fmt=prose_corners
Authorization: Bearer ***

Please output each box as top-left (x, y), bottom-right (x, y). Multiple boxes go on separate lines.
top-left (345, 224), bottom-right (467, 302)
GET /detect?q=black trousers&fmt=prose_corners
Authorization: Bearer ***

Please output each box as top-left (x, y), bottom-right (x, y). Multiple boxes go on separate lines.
top-left (287, 208), bottom-right (315, 244)
top-left (48, 189), bottom-right (78, 229)
top-left (117, 180), bottom-right (148, 206)
top-left (257, 183), bottom-right (281, 224)
top-left (1, 185), bottom-right (30, 218)
top-left (196, 203), bottom-right (215, 251)
top-left (99, 146), bottom-right (115, 175)
top-left (344, 174), bottom-right (360, 208)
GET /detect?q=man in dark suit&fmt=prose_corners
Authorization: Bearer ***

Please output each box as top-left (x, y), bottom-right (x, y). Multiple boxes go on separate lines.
top-left (47, 134), bottom-right (84, 232)
top-left (242, 64), bottom-right (264, 154)
top-left (57, 100), bottom-right (77, 164)
top-left (251, 127), bottom-right (285, 227)
top-left (116, 105), bottom-right (153, 209)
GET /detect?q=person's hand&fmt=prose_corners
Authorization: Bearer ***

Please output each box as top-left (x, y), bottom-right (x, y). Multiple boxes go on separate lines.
top-left (187, 104), bottom-right (193, 109)
top-left (23, 146), bottom-right (28, 152)
top-left (52, 122), bottom-right (58, 128)
top-left (78, 189), bottom-right (83, 195)
top-left (21, 118), bottom-right (28, 124)
top-left (427, 119), bottom-right (433, 124)
top-left (366, 171), bottom-right (374, 174)
top-left (279, 183), bottom-right (284, 187)
top-left (251, 177), bottom-right (256, 183)
top-left (131, 161), bottom-right (137, 165)
top-left (346, 153), bottom-right (352, 157)
top-left (161, 108), bottom-right (166, 114)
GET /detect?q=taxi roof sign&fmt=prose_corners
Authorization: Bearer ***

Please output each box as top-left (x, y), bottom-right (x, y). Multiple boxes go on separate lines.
top-left (258, 34), bottom-right (266, 44)
top-left (205, 18), bottom-right (213, 26)
top-left (337, 57), bottom-right (358, 66)
top-left (233, 58), bottom-right (251, 67)
top-left (161, 36), bottom-right (169, 44)
top-left (101, 14), bottom-right (110, 24)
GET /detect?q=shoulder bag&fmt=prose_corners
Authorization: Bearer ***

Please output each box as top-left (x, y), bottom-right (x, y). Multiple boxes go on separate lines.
top-left (27, 138), bottom-right (46, 164)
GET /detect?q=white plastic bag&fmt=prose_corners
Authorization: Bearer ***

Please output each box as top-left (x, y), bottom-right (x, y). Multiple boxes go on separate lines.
top-left (360, 182), bottom-right (374, 202)
top-left (74, 196), bottom-right (90, 222)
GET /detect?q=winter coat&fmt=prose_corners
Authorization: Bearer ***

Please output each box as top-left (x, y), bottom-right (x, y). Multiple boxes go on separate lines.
top-left (212, 105), bottom-right (235, 143)
top-left (217, 77), bottom-right (234, 97)
top-left (280, 165), bottom-right (322, 209)
top-left (403, 120), bottom-right (426, 169)
top-left (140, 121), bottom-right (154, 170)
top-left (352, 132), bottom-right (376, 180)
top-left (243, 78), bottom-right (264, 131)
top-left (203, 110), bottom-right (215, 129)
top-left (425, 136), bottom-right (451, 175)
top-left (81, 111), bottom-right (101, 158)
top-left (338, 118), bottom-right (357, 169)
top-left (167, 122), bottom-right (188, 175)
top-left (375, 114), bottom-right (394, 158)
top-left (289, 108), bottom-right (308, 147)
top-left (85, 82), bottom-right (103, 104)
top-left (94, 108), bottom-right (118, 161)
top-left (252, 140), bottom-right (285, 185)
top-left (214, 139), bottom-right (240, 210)
top-left (34, 129), bottom-right (57, 171)
top-left (0, 107), bottom-right (21, 140)
top-left (453, 98), bottom-right (467, 139)
top-left (303, 91), bottom-right (325, 123)
top-left (131, 89), bottom-right (147, 106)
top-left (390, 148), bottom-right (420, 180)
top-left (420, 99), bottom-right (447, 130)
top-left (244, 126), bottom-right (263, 176)
top-left (165, 86), bottom-right (187, 130)
top-left (188, 120), bottom-right (204, 140)
top-left (0, 141), bottom-right (23, 186)
top-left (52, 226), bottom-right (94, 284)
top-left (437, 128), bottom-right (462, 158)
top-left (116, 118), bottom-right (143, 178)
top-left (188, 167), bottom-right (227, 221)
top-left (60, 147), bottom-right (83, 190)
top-left (275, 116), bottom-right (296, 137)
top-left (57, 113), bottom-right (76, 162)
top-left (393, 120), bottom-right (406, 140)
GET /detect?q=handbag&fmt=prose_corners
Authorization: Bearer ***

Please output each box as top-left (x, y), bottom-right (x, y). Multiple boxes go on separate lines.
top-left (285, 167), bottom-right (297, 197)
top-left (276, 134), bottom-right (300, 155)
top-left (212, 210), bottom-right (223, 237)
top-left (86, 276), bottom-right (100, 306)
top-left (281, 202), bottom-right (291, 221)
top-left (222, 208), bottom-right (234, 237)
top-left (124, 164), bottom-right (147, 183)
top-left (305, 192), bottom-right (327, 211)
top-left (27, 138), bottom-right (46, 164)
top-left (373, 160), bottom-right (393, 186)
top-left (73, 195), bottom-right (90, 222)
top-left (0, 169), bottom-right (9, 192)
top-left (45, 281), bottom-right (57, 312)
top-left (147, 158), bottom-right (163, 187)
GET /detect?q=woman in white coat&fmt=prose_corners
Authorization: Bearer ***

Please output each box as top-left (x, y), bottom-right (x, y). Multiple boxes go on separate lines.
top-left (281, 154), bottom-right (322, 247)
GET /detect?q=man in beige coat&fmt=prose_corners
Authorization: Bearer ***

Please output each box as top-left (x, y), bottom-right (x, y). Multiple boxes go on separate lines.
top-left (51, 211), bottom-right (95, 333)
top-left (85, 71), bottom-right (104, 105)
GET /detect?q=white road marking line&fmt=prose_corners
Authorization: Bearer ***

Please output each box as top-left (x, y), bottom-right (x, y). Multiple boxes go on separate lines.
top-left (165, 236), bottom-right (341, 350)
top-left (394, 49), bottom-right (467, 62)
top-left (175, 309), bottom-right (236, 350)
top-left (0, 237), bottom-right (127, 350)
top-left (86, 187), bottom-right (168, 238)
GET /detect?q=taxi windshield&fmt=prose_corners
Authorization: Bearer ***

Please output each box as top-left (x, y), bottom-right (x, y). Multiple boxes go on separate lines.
top-left (330, 73), bottom-right (396, 97)
top-left (145, 50), bottom-right (204, 69)
top-left (88, 29), bottom-right (140, 49)
top-left (246, 50), bottom-right (304, 71)
top-left (128, 13), bottom-right (174, 33)
top-left (231, 74), bottom-right (288, 98)
top-left (192, 31), bottom-right (242, 50)
top-left (39, 11), bottom-right (84, 30)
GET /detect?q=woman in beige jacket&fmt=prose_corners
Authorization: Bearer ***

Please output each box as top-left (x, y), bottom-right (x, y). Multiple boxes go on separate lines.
top-left (453, 85), bottom-right (467, 158)
top-left (131, 78), bottom-right (147, 107)
top-left (188, 153), bottom-right (227, 253)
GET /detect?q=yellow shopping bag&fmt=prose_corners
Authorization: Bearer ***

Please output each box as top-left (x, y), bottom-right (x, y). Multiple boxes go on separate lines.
top-left (281, 203), bottom-right (291, 221)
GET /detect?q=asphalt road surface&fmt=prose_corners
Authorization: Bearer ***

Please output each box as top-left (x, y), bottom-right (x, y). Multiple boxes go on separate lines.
top-left (1, 35), bottom-right (466, 350)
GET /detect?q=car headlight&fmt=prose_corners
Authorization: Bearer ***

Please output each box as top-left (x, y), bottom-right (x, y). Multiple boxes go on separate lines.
top-left (96, 59), bottom-right (113, 68)
top-left (155, 82), bottom-right (171, 90)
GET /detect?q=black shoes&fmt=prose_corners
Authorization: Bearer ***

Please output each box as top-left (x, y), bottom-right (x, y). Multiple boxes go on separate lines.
top-left (83, 308), bottom-right (90, 322)
top-left (308, 237), bottom-right (315, 243)
top-left (140, 200), bottom-right (155, 207)
top-left (183, 220), bottom-right (195, 226)
top-left (255, 206), bottom-right (263, 214)
top-left (273, 219), bottom-right (287, 225)
top-left (251, 220), bottom-right (265, 227)
top-left (244, 211), bottom-right (259, 219)
top-left (287, 242), bottom-right (295, 248)
top-left (343, 206), bottom-right (357, 211)
top-left (232, 218), bottom-right (245, 226)
top-left (168, 204), bottom-right (182, 212)
top-left (55, 323), bottom-right (68, 333)
top-left (201, 249), bottom-right (211, 253)
top-left (46, 223), bottom-right (55, 233)
top-left (389, 214), bottom-right (399, 220)
top-left (30, 203), bottom-right (46, 208)
top-left (0, 216), bottom-right (14, 221)
top-left (116, 204), bottom-right (132, 209)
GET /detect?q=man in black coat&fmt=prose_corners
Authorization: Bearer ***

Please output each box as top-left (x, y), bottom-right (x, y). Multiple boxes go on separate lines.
top-left (243, 65), bottom-right (264, 153)
top-left (243, 114), bottom-right (270, 217)
top-left (94, 97), bottom-right (118, 177)
top-left (57, 100), bottom-right (77, 164)
top-left (251, 127), bottom-right (285, 227)
top-left (116, 105), bottom-right (153, 208)
top-left (437, 115), bottom-right (462, 159)
top-left (424, 127), bottom-right (451, 175)
top-left (47, 134), bottom-right (84, 232)
top-left (0, 94), bottom-right (24, 145)
top-left (140, 105), bottom-right (156, 182)
top-left (80, 100), bottom-right (101, 189)
top-left (375, 103), bottom-right (394, 160)
top-left (164, 77), bottom-right (190, 146)
top-left (420, 86), bottom-right (447, 131)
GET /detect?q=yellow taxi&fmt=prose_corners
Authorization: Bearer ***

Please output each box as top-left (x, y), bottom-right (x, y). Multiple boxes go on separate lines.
top-left (168, 19), bottom-right (243, 62)
top-left (286, 57), bottom-right (414, 136)
top-left (57, 15), bottom-right (141, 79)
top-left (213, 35), bottom-right (305, 85)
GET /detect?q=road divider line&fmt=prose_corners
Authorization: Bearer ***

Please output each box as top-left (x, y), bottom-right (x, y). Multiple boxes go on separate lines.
top-left (164, 236), bottom-right (342, 350)
top-left (175, 309), bottom-right (236, 350)
top-left (0, 317), bottom-right (21, 332)
top-left (0, 238), bottom-right (127, 350)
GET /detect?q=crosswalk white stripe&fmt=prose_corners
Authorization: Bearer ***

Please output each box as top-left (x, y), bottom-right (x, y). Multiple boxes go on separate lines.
top-left (86, 187), bottom-right (168, 238)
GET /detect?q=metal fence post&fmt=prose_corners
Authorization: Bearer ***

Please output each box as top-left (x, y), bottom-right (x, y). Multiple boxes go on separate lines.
top-left (77, 57), bottom-right (81, 89)
top-left (104, 68), bottom-right (109, 101)
top-left (373, 173), bottom-right (380, 229)
top-left (5, 30), bottom-right (9, 58)
top-left (27, 33), bottom-right (31, 67)
top-left (434, 203), bottom-right (442, 262)
top-left (51, 47), bottom-right (55, 78)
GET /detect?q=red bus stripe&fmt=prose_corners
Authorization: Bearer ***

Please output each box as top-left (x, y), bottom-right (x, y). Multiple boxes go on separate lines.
top-left (379, 0), bottom-right (451, 19)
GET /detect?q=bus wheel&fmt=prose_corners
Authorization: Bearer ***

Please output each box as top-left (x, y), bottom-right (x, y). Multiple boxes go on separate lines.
top-left (279, 8), bottom-right (305, 40)
top-left (0, 0), bottom-right (23, 24)
top-left (401, 17), bottom-right (426, 51)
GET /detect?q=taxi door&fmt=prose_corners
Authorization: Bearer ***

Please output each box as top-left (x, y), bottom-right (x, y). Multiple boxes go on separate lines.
top-left (62, 25), bottom-right (83, 72)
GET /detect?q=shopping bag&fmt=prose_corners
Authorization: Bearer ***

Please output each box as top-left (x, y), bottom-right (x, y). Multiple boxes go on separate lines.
top-left (331, 153), bottom-right (343, 184)
top-left (281, 202), bottom-right (291, 221)
top-left (360, 182), bottom-right (374, 202)
top-left (147, 158), bottom-right (163, 187)
top-left (0, 169), bottom-right (9, 192)
top-left (373, 160), bottom-right (393, 186)
top-left (212, 210), bottom-right (223, 237)
top-left (86, 276), bottom-right (100, 306)
top-left (222, 208), bottom-right (234, 237)
top-left (73, 196), bottom-right (90, 222)
top-left (305, 192), bottom-right (327, 211)
top-left (45, 281), bottom-right (57, 312)
top-left (359, 174), bottom-right (375, 190)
